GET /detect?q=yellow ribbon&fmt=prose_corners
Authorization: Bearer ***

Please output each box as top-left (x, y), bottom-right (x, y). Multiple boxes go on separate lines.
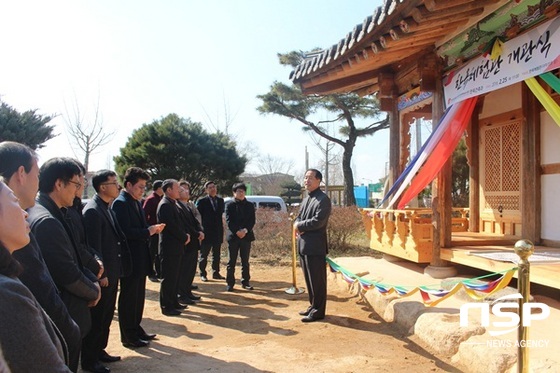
top-left (525, 77), bottom-right (560, 127)
top-left (490, 38), bottom-right (504, 60)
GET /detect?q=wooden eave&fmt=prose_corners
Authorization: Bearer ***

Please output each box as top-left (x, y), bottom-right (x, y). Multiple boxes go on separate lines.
top-left (292, 0), bottom-right (508, 96)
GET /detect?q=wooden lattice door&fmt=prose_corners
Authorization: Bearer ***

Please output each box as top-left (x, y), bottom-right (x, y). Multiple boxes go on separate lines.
top-left (479, 119), bottom-right (522, 235)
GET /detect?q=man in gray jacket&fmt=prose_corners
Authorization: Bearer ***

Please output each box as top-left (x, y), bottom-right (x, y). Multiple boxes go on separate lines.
top-left (294, 169), bottom-right (332, 323)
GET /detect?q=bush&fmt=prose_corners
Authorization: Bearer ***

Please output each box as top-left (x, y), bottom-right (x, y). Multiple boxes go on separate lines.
top-left (251, 209), bottom-right (292, 261)
top-left (235, 206), bottom-right (373, 264)
top-left (327, 206), bottom-right (367, 253)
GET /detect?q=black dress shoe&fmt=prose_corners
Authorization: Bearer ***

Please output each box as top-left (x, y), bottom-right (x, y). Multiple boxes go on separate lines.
top-left (162, 308), bottom-right (181, 316)
top-left (148, 276), bottom-right (160, 283)
top-left (212, 274), bottom-right (226, 280)
top-left (188, 294), bottom-right (201, 301)
top-left (301, 314), bottom-right (324, 323)
top-left (242, 284), bottom-right (254, 290)
top-left (298, 309), bottom-right (311, 316)
top-left (191, 284), bottom-right (199, 290)
top-left (139, 333), bottom-right (157, 340)
top-left (122, 339), bottom-right (149, 348)
top-left (226, 285), bottom-right (234, 292)
top-left (82, 361), bottom-right (110, 373)
top-left (200, 275), bottom-right (208, 282)
top-left (99, 350), bottom-right (121, 363)
top-left (178, 296), bottom-right (195, 305)
top-left (174, 303), bottom-right (187, 310)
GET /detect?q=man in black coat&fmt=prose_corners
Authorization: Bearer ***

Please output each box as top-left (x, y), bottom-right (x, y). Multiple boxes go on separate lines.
top-left (0, 142), bottom-right (82, 372)
top-left (196, 181), bottom-right (225, 281)
top-left (225, 183), bottom-right (256, 292)
top-left (112, 167), bottom-right (164, 348)
top-left (156, 179), bottom-right (189, 316)
top-left (27, 158), bottom-right (102, 335)
top-left (81, 170), bottom-right (132, 373)
top-left (142, 179), bottom-right (163, 282)
top-left (294, 169), bottom-right (332, 323)
top-left (177, 181), bottom-right (204, 304)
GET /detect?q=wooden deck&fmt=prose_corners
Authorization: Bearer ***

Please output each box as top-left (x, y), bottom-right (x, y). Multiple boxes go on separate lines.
top-left (442, 232), bottom-right (560, 289)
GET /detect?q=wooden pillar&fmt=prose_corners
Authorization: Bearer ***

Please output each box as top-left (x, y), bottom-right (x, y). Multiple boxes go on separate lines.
top-left (379, 72), bottom-right (400, 194)
top-left (429, 59), bottom-right (452, 269)
top-left (467, 100), bottom-right (482, 232)
top-left (521, 83), bottom-right (541, 243)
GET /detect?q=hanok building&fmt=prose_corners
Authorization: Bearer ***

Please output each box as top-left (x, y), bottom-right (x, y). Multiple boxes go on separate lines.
top-left (291, 0), bottom-right (560, 288)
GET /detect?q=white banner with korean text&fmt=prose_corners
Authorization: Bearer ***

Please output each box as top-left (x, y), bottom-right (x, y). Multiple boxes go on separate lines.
top-left (443, 15), bottom-right (560, 107)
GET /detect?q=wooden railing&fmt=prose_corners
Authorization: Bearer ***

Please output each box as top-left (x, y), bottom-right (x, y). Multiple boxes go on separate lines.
top-left (360, 208), bottom-right (469, 263)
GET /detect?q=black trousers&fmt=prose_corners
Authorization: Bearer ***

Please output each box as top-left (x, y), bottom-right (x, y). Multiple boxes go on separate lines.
top-left (178, 248), bottom-right (198, 297)
top-left (82, 279), bottom-right (118, 365)
top-left (199, 241), bottom-right (222, 277)
top-left (226, 239), bottom-right (251, 287)
top-left (300, 254), bottom-right (327, 318)
top-left (118, 274), bottom-right (147, 343)
top-left (149, 234), bottom-right (161, 277)
top-left (160, 252), bottom-right (183, 309)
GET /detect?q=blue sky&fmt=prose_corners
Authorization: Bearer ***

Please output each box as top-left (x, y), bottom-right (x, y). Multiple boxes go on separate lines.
top-left (0, 0), bottom-right (388, 184)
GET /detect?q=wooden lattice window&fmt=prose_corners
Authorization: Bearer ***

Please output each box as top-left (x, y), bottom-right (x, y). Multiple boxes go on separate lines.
top-left (481, 120), bottom-right (522, 212)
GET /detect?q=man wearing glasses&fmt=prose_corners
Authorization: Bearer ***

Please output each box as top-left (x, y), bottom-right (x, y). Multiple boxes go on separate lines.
top-left (81, 170), bottom-right (131, 373)
top-left (27, 157), bottom-right (102, 341)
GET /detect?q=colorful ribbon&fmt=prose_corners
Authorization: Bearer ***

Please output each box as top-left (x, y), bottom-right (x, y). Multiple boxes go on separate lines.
top-left (540, 72), bottom-right (560, 95)
top-left (524, 77), bottom-right (560, 128)
top-left (397, 96), bottom-right (478, 209)
top-left (326, 257), bottom-right (517, 307)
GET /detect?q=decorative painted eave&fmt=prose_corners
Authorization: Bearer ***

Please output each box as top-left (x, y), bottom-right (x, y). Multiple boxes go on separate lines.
top-left (291, 0), bottom-right (514, 96)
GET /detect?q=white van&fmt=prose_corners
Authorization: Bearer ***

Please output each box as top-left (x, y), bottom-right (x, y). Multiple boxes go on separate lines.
top-left (224, 195), bottom-right (287, 213)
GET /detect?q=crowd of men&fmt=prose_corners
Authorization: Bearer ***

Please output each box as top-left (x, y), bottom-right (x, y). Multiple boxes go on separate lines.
top-left (0, 140), bottom-right (332, 373)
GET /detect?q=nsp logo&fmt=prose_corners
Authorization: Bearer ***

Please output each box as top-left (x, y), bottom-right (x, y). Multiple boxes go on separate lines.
top-left (459, 294), bottom-right (550, 336)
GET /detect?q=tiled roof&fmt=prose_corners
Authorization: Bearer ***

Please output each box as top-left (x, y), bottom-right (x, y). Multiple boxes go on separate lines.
top-left (291, 0), bottom-right (509, 96)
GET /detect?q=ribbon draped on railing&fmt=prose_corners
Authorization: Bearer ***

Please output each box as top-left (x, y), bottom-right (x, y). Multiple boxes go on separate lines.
top-left (326, 257), bottom-right (517, 307)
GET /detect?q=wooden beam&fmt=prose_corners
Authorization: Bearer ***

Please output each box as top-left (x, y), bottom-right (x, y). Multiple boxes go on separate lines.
top-left (388, 92), bottom-right (400, 204)
top-left (376, 31), bottom-right (450, 53)
top-left (430, 60), bottom-right (451, 266)
top-left (419, 53), bottom-right (439, 92)
top-left (468, 99), bottom-right (482, 233)
top-left (378, 72), bottom-right (395, 98)
top-left (354, 83), bottom-right (379, 97)
top-left (521, 82), bottom-right (542, 244)
top-left (425, 0), bottom-right (501, 12)
top-left (541, 163), bottom-right (560, 175)
top-left (301, 70), bottom-right (378, 95)
top-left (411, 5), bottom-right (484, 24)
top-left (399, 16), bottom-right (468, 34)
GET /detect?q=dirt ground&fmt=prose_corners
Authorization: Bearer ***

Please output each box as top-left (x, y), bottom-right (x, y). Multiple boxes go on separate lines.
top-left (100, 262), bottom-right (462, 373)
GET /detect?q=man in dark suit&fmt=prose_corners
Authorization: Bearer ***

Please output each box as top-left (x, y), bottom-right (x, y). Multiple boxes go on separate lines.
top-left (294, 169), bottom-right (332, 323)
top-left (81, 170), bottom-right (131, 373)
top-left (0, 142), bottom-right (82, 372)
top-left (196, 181), bottom-right (225, 281)
top-left (177, 181), bottom-right (204, 304)
top-left (157, 179), bottom-right (189, 316)
top-left (112, 167), bottom-right (164, 348)
top-left (67, 161), bottom-right (103, 282)
top-left (142, 180), bottom-right (163, 282)
top-left (27, 158), bottom-right (102, 335)
top-left (225, 183), bottom-right (256, 292)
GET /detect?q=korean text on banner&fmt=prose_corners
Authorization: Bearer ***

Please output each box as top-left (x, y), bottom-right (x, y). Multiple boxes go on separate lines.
top-left (444, 15), bottom-right (560, 107)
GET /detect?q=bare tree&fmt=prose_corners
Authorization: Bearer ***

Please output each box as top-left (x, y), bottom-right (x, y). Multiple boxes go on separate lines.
top-left (253, 154), bottom-right (295, 195)
top-left (200, 91), bottom-right (239, 136)
top-left (306, 128), bottom-right (341, 191)
top-left (64, 92), bottom-right (115, 173)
